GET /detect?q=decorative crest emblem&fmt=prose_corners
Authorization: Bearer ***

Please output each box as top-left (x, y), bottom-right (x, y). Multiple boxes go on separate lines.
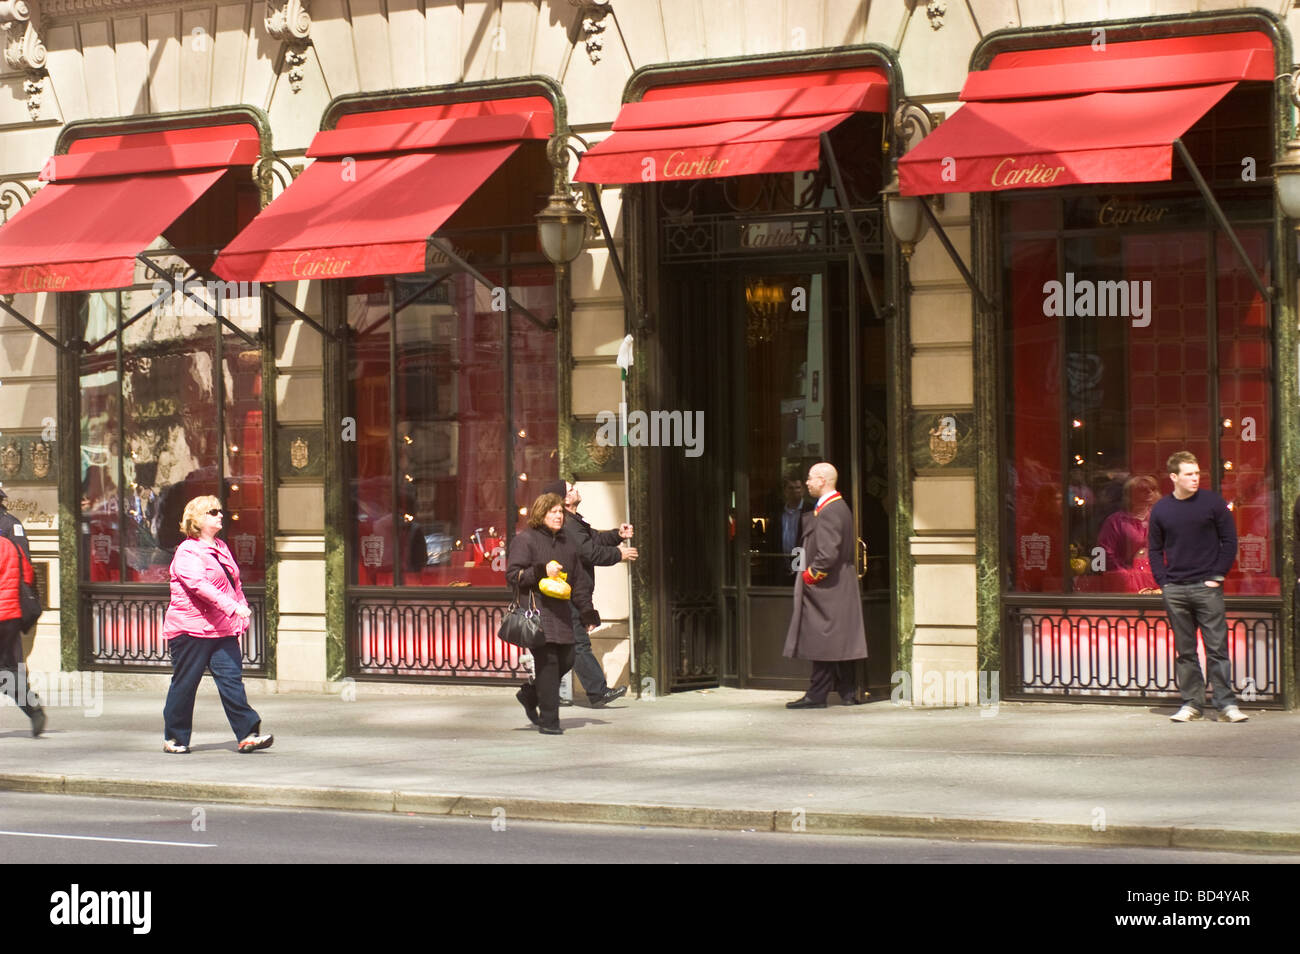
top-left (31, 440), bottom-right (50, 478)
top-left (0, 441), bottom-right (19, 477)
top-left (928, 415), bottom-right (958, 466)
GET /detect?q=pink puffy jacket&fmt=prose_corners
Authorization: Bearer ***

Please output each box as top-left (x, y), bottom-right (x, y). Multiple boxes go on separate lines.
top-left (161, 538), bottom-right (249, 639)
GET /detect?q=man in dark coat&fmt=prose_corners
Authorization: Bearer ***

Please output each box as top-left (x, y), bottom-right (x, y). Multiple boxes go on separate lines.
top-left (783, 463), bottom-right (868, 708)
top-left (767, 472), bottom-right (813, 585)
top-left (540, 478), bottom-right (637, 706)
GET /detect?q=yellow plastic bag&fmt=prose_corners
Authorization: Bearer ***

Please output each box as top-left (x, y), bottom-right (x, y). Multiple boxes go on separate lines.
top-left (539, 569), bottom-right (571, 600)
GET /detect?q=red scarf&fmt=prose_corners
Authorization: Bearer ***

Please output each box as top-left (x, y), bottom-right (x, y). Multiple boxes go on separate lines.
top-left (814, 491), bottom-right (842, 516)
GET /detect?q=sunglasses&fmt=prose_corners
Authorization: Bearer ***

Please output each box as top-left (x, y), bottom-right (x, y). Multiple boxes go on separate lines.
top-left (207, 509), bottom-right (224, 517)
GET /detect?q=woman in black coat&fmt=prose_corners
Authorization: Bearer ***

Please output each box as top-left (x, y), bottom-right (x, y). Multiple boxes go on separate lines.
top-left (507, 492), bottom-right (599, 734)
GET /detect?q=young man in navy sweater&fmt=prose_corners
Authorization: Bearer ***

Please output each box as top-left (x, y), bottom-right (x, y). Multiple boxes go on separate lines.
top-left (1148, 451), bottom-right (1247, 723)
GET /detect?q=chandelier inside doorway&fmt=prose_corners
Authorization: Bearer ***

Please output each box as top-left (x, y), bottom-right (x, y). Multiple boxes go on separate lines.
top-left (745, 277), bottom-right (786, 346)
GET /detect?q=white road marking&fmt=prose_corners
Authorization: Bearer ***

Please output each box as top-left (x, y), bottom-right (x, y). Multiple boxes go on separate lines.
top-left (0, 830), bottom-right (214, 848)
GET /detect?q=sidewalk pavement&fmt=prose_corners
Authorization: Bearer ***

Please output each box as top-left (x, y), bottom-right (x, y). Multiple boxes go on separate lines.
top-left (2, 684), bottom-right (1299, 853)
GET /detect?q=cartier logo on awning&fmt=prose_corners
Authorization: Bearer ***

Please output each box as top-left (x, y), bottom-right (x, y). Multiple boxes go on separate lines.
top-left (662, 151), bottom-right (730, 178)
top-left (291, 252), bottom-right (352, 277)
top-left (19, 267), bottom-right (70, 291)
top-left (990, 157), bottom-right (1065, 189)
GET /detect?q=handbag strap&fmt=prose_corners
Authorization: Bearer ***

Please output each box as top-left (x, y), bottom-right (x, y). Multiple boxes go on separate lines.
top-left (207, 544), bottom-right (238, 591)
top-left (513, 585), bottom-right (538, 613)
top-left (12, 537), bottom-right (34, 584)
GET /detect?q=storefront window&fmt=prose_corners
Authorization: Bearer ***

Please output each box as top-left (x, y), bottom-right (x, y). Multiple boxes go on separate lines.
top-left (346, 265), bottom-right (557, 588)
top-left (78, 261), bottom-right (265, 583)
top-left (1003, 201), bottom-right (1276, 596)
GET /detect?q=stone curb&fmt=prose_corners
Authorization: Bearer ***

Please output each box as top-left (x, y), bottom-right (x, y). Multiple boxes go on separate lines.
top-left (2, 772), bottom-right (1298, 854)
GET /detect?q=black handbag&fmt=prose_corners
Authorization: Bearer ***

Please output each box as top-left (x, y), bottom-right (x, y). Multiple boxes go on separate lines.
top-left (498, 588), bottom-right (545, 650)
top-left (16, 547), bottom-right (41, 631)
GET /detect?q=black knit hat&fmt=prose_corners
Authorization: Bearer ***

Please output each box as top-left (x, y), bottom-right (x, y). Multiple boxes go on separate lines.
top-left (540, 479), bottom-right (568, 498)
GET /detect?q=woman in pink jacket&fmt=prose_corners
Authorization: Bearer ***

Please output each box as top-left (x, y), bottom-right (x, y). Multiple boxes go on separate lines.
top-left (161, 495), bottom-right (272, 754)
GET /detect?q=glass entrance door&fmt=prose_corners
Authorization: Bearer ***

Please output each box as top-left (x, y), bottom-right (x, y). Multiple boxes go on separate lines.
top-left (658, 256), bottom-right (891, 693)
top-left (733, 269), bottom-right (829, 685)
top-left (727, 261), bottom-right (892, 690)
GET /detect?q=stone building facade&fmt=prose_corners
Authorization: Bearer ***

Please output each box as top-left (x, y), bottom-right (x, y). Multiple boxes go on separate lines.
top-left (1, 0), bottom-right (1296, 707)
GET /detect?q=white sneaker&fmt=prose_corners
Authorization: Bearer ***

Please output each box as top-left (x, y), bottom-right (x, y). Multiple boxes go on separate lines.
top-left (237, 731), bottom-right (274, 753)
top-left (1170, 704), bottom-right (1203, 723)
top-left (1220, 705), bottom-right (1249, 723)
top-left (162, 739), bottom-right (190, 754)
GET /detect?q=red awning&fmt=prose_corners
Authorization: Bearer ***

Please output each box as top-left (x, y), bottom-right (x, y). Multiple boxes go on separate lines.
top-left (574, 68), bottom-right (889, 184)
top-left (898, 32), bottom-right (1274, 196)
top-left (213, 99), bottom-right (554, 282)
top-left (0, 124), bottom-right (259, 294)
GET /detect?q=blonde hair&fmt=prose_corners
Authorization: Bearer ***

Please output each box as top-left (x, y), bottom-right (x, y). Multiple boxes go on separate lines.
top-left (180, 495), bottom-right (221, 539)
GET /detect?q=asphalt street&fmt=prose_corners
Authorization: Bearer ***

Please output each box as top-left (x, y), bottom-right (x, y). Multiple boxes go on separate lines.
top-left (2, 792), bottom-right (1298, 864)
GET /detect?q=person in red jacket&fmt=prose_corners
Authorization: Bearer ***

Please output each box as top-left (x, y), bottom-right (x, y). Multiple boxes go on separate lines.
top-left (0, 533), bottom-right (44, 736)
top-left (160, 495), bottom-right (272, 754)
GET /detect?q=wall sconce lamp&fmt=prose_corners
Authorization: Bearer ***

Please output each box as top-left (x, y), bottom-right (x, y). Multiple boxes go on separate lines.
top-left (881, 173), bottom-right (929, 261)
top-left (1274, 71), bottom-right (1300, 220)
top-left (538, 131), bottom-right (604, 266)
top-left (1274, 142), bottom-right (1300, 219)
top-left (535, 190), bottom-right (588, 265)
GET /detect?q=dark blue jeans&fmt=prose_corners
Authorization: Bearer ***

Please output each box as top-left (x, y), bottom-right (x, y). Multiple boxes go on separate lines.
top-left (569, 605), bottom-right (608, 700)
top-left (163, 634), bottom-right (261, 745)
top-left (1160, 582), bottom-right (1237, 711)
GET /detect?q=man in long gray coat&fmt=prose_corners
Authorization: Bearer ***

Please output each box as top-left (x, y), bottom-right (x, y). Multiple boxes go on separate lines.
top-left (783, 463), bottom-right (868, 708)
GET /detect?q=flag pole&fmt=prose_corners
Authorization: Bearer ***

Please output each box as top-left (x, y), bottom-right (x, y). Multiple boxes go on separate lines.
top-left (615, 334), bottom-right (638, 693)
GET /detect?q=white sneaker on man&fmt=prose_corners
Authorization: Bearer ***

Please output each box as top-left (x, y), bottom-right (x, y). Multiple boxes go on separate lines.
top-left (1220, 705), bottom-right (1249, 723)
top-left (1169, 704), bottom-right (1202, 723)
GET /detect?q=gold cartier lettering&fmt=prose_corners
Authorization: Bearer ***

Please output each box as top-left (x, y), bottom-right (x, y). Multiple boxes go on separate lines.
top-left (1097, 197), bottom-right (1169, 227)
top-left (990, 157), bottom-right (1065, 189)
top-left (291, 251), bottom-right (353, 278)
top-left (739, 224), bottom-right (817, 248)
top-left (663, 150), bottom-right (731, 178)
top-left (19, 267), bottom-right (69, 291)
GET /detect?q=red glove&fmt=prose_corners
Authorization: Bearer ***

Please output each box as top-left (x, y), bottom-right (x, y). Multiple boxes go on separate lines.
top-left (802, 568), bottom-right (827, 586)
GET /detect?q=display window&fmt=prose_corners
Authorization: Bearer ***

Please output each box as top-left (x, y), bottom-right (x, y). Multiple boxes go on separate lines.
top-left (345, 263), bottom-right (557, 588)
top-left (1002, 85), bottom-right (1277, 598)
top-left (78, 266), bottom-right (264, 585)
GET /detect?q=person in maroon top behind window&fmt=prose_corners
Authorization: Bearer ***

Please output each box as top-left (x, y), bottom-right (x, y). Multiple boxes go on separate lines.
top-left (160, 495), bottom-right (273, 754)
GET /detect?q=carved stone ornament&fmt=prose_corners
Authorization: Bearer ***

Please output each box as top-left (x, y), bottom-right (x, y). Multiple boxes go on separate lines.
top-left (31, 440), bottom-right (50, 479)
top-left (0, 441), bottom-right (20, 478)
top-left (0, 0), bottom-right (48, 120)
top-left (568, 0), bottom-right (611, 65)
top-left (290, 436), bottom-right (309, 471)
top-left (926, 0), bottom-right (946, 30)
top-left (265, 0), bottom-right (311, 93)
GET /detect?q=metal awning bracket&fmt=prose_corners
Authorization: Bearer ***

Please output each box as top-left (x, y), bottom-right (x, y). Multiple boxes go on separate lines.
top-left (266, 285), bottom-right (334, 340)
top-left (426, 236), bottom-right (556, 331)
top-left (820, 132), bottom-right (889, 320)
top-left (914, 198), bottom-right (996, 313)
top-left (1173, 139), bottom-right (1274, 302)
top-left (135, 254), bottom-right (259, 346)
top-left (0, 296), bottom-right (65, 351)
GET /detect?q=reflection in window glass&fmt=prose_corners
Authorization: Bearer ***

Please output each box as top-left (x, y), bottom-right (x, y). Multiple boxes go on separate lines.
top-left (347, 269), bottom-right (556, 587)
top-left (77, 283), bottom-right (264, 583)
top-left (1003, 205), bottom-right (1276, 596)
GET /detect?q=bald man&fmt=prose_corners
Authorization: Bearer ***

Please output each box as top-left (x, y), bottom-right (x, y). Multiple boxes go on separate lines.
top-left (783, 463), bottom-right (868, 708)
